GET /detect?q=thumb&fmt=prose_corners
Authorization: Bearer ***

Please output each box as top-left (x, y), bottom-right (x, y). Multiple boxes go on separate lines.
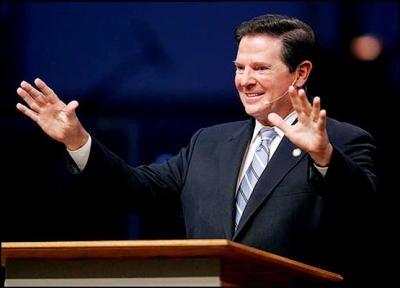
top-left (65, 100), bottom-right (79, 114)
top-left (268, 112), bottom-right (287, 130)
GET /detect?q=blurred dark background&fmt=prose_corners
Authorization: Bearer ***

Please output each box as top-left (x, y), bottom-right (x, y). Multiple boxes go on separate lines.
top-left (1, 1), bottom-right (398, 285)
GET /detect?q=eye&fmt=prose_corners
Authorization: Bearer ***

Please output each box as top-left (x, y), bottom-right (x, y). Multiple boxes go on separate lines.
top-left (235, 65), bottom-right (244, 73)
top-left (256, 66), bottom-right (268, 71)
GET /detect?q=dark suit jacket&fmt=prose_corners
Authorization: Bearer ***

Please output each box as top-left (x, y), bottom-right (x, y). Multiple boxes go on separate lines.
top-left (69, 116), bottom-right (379, 286)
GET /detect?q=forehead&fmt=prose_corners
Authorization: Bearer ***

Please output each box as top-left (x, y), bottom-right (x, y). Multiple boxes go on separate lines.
top-left (236, 34), bottom-right (283, 61)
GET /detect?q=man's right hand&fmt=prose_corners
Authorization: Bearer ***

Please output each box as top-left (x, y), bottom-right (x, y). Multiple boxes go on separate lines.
top-left (16, 78), bottom-right (89, 151)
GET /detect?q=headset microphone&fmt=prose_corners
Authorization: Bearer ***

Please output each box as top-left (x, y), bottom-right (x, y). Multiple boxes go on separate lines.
top-left (263, 76), bottom-right (298, 105)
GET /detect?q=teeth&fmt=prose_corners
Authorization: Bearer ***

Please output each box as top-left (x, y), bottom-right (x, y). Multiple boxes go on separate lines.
top-left (247, 93), bottom-right (262, 97)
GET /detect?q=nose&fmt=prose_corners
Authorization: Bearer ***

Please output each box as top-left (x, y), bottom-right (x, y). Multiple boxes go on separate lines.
top-left (239, 67), bottom-right (256, 86)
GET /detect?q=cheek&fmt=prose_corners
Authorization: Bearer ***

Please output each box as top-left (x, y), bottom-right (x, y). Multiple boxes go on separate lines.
top-left (234, 76), bottom-right (241, 90)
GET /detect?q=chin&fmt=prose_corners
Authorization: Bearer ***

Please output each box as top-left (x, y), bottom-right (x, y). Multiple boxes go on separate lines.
top-left (245, 105), bottom-right (267, 118)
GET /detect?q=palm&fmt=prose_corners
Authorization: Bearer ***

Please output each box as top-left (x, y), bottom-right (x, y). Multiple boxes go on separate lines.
top-left (283, 117), bottom-right (328, 153)
top-left (36, 100), bottom-right (74, 142)
top-left (16, 78), bottom-right (81, 144)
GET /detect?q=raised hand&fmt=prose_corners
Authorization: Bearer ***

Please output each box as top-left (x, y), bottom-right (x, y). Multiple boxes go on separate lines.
top-left (16, 78), bottom-right (89, 151)
top-left (268, 86), bottom-right (332, 166)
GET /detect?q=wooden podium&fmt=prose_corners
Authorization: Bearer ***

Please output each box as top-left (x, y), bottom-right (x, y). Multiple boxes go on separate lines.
top-left (1, 239), bottom-right (343, 286)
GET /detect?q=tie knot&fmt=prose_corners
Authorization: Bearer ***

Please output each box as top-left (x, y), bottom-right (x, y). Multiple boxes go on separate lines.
top-left (260, 127), bottom-right (277, 142)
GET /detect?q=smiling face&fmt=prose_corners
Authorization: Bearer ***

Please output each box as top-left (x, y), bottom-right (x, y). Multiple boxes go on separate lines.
top-left (234, 34), bottom-right (298, 126)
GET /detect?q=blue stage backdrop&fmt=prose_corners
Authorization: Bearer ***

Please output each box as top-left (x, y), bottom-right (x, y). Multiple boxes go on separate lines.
top-left (4, 2), bottom-right (398, 104)
top-left (1, 1), bottom-right (398, 243)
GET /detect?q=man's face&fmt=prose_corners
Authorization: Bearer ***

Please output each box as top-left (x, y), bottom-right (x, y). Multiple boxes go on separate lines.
top-left (234, 34), bottom-right (296, 125)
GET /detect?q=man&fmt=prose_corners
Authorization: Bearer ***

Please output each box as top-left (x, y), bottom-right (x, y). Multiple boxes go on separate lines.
top-left (16, 14), bottom-right (380, 286)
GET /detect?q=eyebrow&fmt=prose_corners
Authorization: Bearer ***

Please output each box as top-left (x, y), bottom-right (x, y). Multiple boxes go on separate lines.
top-left (233, 61), bottom-right (270, 67)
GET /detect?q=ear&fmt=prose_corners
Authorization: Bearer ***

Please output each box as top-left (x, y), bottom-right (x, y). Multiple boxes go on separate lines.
top-left (294, 61), bottom-right (312, 88)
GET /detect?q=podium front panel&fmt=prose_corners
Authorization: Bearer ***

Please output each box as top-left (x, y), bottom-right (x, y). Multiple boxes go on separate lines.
top-left (5, 258), bottom-right (221, 287)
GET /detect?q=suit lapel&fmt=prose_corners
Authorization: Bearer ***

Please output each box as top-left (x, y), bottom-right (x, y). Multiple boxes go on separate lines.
top-left (215, 120), bottom-right (254, 239)
top-left (234, 135), bottom-right (307, 235)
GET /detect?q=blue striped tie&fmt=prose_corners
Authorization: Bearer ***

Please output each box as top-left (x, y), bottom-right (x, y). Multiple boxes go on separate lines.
top-left (235, 127), bottom-right (277, 230)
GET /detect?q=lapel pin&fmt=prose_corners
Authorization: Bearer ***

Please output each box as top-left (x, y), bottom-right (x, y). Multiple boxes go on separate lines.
top-left (292, 148), bottom-right (302, 157)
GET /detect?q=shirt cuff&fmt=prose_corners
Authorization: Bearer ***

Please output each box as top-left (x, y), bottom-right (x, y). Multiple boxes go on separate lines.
top-left (313, 162), bottom-right (329, 176)
top-left (67, 135), bottom-right (92, 171)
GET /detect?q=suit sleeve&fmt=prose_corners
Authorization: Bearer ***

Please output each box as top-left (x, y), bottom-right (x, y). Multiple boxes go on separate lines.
top-left (307, 128), bottom-right (380, 205)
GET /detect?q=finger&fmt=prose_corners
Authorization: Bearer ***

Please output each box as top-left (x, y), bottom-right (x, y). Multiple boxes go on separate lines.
top-left (290, 88), bottom-right (312, 121)
top-left (297, 89), bottom-right (312, 112)
top-left (20, 80), bottom-right (46, 101)
top-left (64, 100), bottom-right (80, 115)
top-left (311, 96), bottom-right (321, 123)
top-left (288, 86), bottom-right (301, 108)
top-left (16, 103), bottom-right (38, 122)
top-left (317, 109), bottom-right (327, 131)
top-left (290, 88), bottom-right (310, 109)
top-left (268, 112), bottom-right (289, 131)
top-left (16, 86), bottom-right (44, 111)
top-left (17, 86), bottom-right (34, 104)
top-left (34, 78), bottom-right (60, 104)
top-left (19, 80), bottom-right (48, 106)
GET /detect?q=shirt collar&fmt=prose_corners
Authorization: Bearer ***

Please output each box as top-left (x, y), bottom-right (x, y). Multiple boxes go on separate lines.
top-left (252, 111), bottom-right (297, 144)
